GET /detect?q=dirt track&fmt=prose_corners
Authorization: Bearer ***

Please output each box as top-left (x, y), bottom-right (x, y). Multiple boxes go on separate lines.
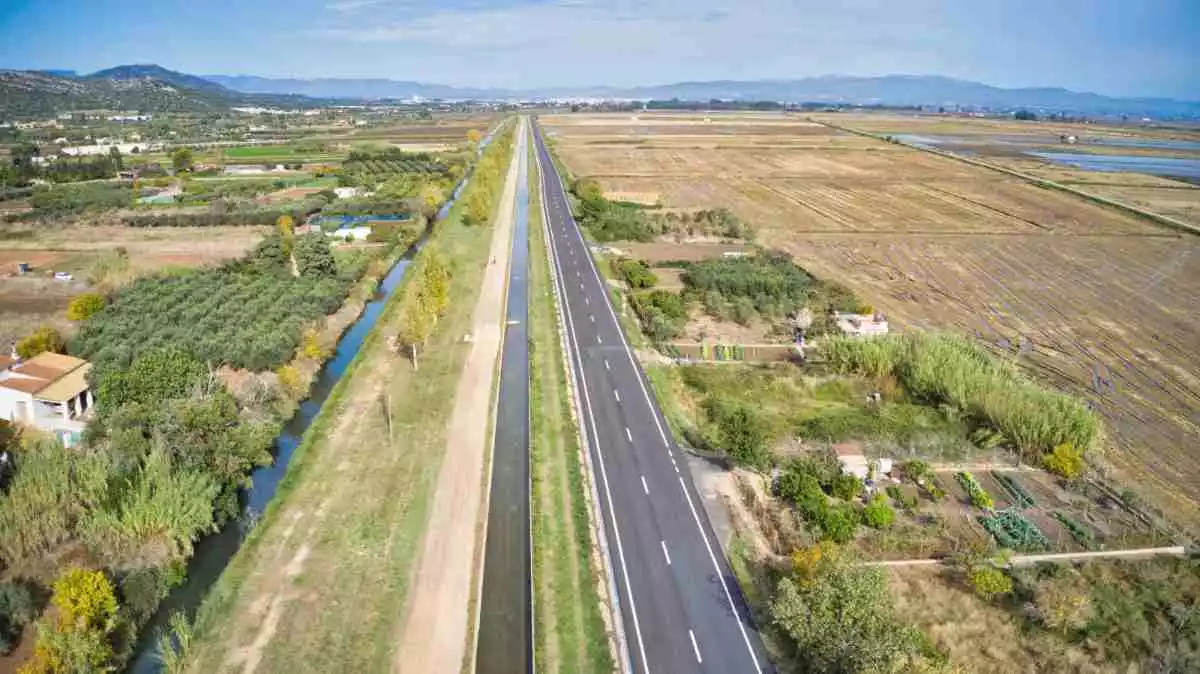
top-left (394, 118), bottom-right (525, 674)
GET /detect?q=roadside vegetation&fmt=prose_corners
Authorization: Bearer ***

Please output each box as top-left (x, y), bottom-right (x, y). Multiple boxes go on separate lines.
top-left (173, 120), bottom-right (517, 673)
top-left (569, 178), bottom-right (753, 242)
top-left (621, 251), bottom-right (860, 343)
top-left (527, 143), bottom-right (613, 673)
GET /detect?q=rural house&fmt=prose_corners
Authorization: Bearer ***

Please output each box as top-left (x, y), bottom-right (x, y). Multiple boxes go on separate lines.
top-left (0, 352), bottom-right (95, 447)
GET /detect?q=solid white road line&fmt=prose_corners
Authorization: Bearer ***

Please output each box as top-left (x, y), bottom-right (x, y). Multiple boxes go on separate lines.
top-left (614, 389), bottom-right (621, 403)
top-left (539, 151), bottom-right (645, 673)
top-left (543, 156), bottom-right (765, 673)
top-left (661, 540), bottom-right (672, 566)
top-left (641, 475), bottom-right (649, 495)
top-left (689, 629), bottom-right (703, 663)
top-left (624, 427), bottom-right (633, 442)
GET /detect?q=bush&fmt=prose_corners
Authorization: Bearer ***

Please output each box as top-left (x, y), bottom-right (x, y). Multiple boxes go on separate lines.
top-left (0, 582), bottom-right (36, 654)
top-left (93, 347), bottom-right (207, 410)
top-left (16, 326), bottom-right (65, 359)
top-left (616, 259), bottom-right (657, 289)
top-left (631, 290), bottom-right (689, 342)
top-left (1043, 442), bottom-right (1084, 479)
top-left (862, 494), bottom-right (896, 529)
top-left (22, 569), bottom-right (118, 672)
top-left (704, 398), bottom-right (770, 467)
top-left (66, 293), bottom-right (106, 321)
top-left (771, 551), bottom-right (931, 673)
top-left (831, 473), bottom-right (862, 501)
top-left (817, 502), bottom-right (859, 543)
top-left (779, 470), bottom-right (827, 519)
top-left (293, 233), bottom-right (338, 279)
top-left (969, 566), bottom-right (1013, 600)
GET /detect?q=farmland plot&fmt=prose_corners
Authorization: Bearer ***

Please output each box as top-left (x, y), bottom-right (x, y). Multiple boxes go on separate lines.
top-left (543, 112), bottom-right (1200, 530)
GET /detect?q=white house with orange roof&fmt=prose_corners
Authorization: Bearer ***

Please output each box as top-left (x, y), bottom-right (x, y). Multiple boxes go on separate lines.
top-left (0, 351), bottom-right (95, 447)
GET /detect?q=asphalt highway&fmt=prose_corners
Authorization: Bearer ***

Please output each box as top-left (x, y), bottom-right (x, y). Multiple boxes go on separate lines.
top-left (532, 121), bottom-right (770, 674)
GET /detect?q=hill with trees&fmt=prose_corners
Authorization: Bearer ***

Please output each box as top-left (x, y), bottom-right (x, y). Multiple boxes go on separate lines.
top-left (0, 65), bottom-right (324, 119)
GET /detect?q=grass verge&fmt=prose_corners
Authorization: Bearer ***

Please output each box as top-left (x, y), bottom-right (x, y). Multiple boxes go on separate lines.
top-left (529, 136), bottom-right (614, 674)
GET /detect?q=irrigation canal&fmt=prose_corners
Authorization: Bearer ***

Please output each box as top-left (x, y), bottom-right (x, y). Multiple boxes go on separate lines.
top-left (476, 118), bottom-right (534, 674)
top-left (127, 123), bottom-right (503, 673)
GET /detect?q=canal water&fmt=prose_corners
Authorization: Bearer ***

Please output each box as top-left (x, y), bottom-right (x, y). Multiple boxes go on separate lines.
top-left (128, 123), bottom-right (506, 673)
top-left (476, 119), bottom-right (532, 674)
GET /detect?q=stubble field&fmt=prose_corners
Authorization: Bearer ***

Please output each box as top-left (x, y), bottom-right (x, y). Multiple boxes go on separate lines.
top-left (541, 111), bottom-right (1200, 530)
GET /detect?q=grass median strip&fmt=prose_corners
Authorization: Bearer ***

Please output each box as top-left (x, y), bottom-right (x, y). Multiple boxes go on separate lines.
top-left (529, 140), bottom-right (614, 674)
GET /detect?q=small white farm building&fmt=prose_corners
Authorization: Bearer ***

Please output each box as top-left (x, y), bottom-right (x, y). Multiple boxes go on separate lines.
top-left (834, 312), bottom-right (889, 338)
top-left (0, 352), bottom-right (95, 447)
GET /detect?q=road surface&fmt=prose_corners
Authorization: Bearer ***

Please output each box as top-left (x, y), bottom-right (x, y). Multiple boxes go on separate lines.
top-left (532, 121), bottom-right (770, 674)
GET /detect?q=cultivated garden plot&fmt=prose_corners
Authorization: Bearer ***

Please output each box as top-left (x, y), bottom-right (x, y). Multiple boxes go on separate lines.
top-left (543, 111), bottom-right (1200, 532)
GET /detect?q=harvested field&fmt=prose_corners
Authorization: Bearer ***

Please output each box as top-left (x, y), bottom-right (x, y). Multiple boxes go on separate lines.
top-left (545, 111), bottom-right (1200, 531)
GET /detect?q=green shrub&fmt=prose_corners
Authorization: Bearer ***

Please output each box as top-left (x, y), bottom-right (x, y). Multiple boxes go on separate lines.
top-left (830, 473), bottom-right (862, 501)
top-left (0, 582), bottom-right (36, 654)
top-left (1043, 442), bottom-right (1084, 479)
top-left (704, 398), bottom-right (770, 467)
top-left (16, 326), bottom-right (65, 359)
top-left (771, 552), bottom-right (931, 673)
top-left (631, 290), bottom-right (689, 342)
top-left (817, 502), bottom-right (859, 543)
top-left (778, 470), bottom-right (827, 520)
top-left (862, 494), bottom-right (896, 529)
top-left (616, 259), bottom-right (657, 289)
top-left (66, 293), bottom-right (106, 321)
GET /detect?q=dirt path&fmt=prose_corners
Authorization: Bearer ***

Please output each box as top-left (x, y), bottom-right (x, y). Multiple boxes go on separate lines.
top-left (865, 545), bottom-right (1188, 567)
top-left (394, 118), bottom-right (526, 674)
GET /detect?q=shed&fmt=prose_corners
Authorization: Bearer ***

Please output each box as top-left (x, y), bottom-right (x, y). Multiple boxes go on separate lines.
top-left (833, 441), bottom-right (869, 479)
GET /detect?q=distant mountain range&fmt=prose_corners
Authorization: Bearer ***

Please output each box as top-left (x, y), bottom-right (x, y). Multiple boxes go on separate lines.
top-left (203, 74), bottom-right (509, 102)
top-left (205, 72), bottom-right (1200, 117)
top-left (3, 64), bottom-right (1198, 119)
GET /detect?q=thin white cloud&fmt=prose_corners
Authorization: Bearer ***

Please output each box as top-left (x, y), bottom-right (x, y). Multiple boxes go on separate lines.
top-left (326, 0), bottom-right (386, 13)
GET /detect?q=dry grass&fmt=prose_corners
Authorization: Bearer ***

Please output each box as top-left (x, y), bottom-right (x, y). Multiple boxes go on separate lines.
top-left (544, 111), bottom-right (1200, 533)
top-left (887, 567), bottom-right (1119, 674)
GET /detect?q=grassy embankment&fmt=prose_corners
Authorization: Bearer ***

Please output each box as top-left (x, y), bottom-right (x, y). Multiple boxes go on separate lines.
top-left (527, 140), bottom-right (613, 674)
top-left (177, 122), bottom-right (516, 673)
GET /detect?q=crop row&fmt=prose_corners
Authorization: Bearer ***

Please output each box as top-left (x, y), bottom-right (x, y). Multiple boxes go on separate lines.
top-left (956, 471), bottom-right (995, 510)
top-left (993, 473), bottom-right (1036, 508)
top-left (344, 158), bottom-right (449, 177)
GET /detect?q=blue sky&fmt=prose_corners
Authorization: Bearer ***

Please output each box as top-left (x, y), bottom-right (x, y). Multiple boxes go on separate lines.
top-left (1, 0), bottom-right (1197, 98)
